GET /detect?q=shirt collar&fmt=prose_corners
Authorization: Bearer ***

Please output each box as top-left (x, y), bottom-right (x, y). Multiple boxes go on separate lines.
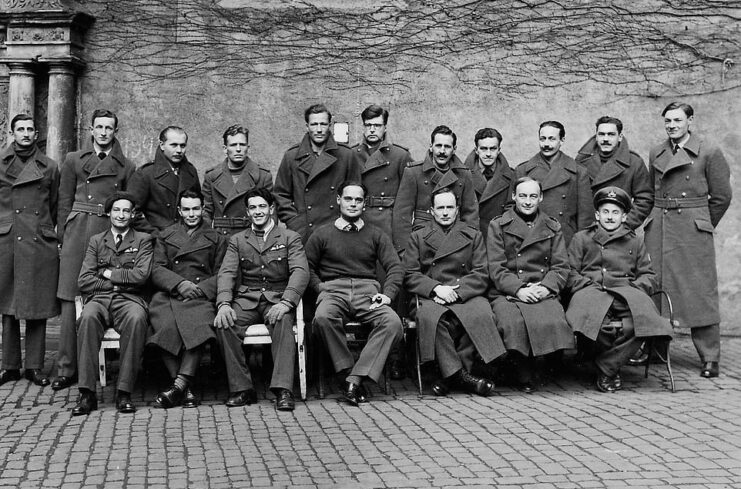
top-left (93, 142), bottom-right (112, 156)
top-left (111, 228), bottom-right (130, 241)
top-left (674, 132), bottom-right (691, 149)
top-left (334, 216), bottom-right (364, 231)
top-left (252, 218), bottom-right (275, 237)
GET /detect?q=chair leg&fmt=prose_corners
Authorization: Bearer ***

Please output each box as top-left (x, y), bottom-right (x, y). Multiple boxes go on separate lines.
top-left (644, 339), bottom-right (652, 379)
top-left (99, 347), bottom-right (107, 387)
top-left (297, 333), bottom-right (307, 402)
top-left (315, 335), bottom-right (326, 399)
top-left (415, 332), bottom-right (423, 395)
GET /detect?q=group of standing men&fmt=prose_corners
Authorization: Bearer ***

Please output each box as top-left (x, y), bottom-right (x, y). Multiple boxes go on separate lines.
top-left (0, 100), bottom-right (731, 413)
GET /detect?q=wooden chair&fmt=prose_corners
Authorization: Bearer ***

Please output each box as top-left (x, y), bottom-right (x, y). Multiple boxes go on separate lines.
top-left (640, 290), bottom-right (678, 392)
top-left (76, 296), bottom-right (121, 387)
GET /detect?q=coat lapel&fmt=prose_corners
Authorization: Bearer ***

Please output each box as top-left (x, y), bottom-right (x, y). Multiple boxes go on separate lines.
top-left (12, 155), bottom-right (45, 186)
top-left (433, 222), bottom-right (470, 260)
top-left (519, 213), bottom-right (554, 249)
top-left (480, 158), bottom-right (513, 203)
top-left (592, 224), bottom-right (631, 246)
top-left (361, 140), bottom-right (391, 173)
top-left (153, 150), bottom-right (179, 197)
top-left (224, 159), bottom-right (260, 208)
top-left (540, 153), bottom-right (575, 191)
top-left (173, 224), bottom-right (211, 258)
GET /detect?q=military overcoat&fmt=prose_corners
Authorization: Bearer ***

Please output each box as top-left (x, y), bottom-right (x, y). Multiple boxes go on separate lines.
top-left (514, 151), bottom-right (593, 244)
top-left (566, 224), bottom-right (672, 340)
top-left (487, 209), bottom-right (573, 356)
top-left (393, 153), bottom-right (479, 252)
top-left (202, 157), bottom-right (273, 236)
top-left (273, 133), bottom-right (361, 243)
top-left (353, 139), bottom-right (413, 238)
top-left (575, 136), bottom-right (653, 229)
top-left (644, 134), bottom-right (732, 328)
top-left (0, 145), bottom-right (60, 319)
top-left (56, 140), bottom-right (135, 300)
top-left (403, 220), bottom-right (505, 364)
top-left (128, 148), bottom-right (201, 234)
top-left (464, 150), bottom-right (514, 237)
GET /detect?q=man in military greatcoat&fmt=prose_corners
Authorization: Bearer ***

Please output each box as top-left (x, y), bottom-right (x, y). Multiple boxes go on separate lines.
top-left (213, 188), bottom-right (309, 411)
top-left (393, 125), bottom-right (479, 252)
top-left (575, 116), bottom-right (653, 229)
top-left (644, 102), bottom-right (732, 378)
top-left (147, 189), bottom-right (228, 408)
top-left (487, 177), bottom-right (574, 392)
top-left (52, 109), bottom-right (136, 391)
top-left (129, 126), bottom-right (201, 235)
top-left (403, 188), bottom-right (505, 397)
top-left (72, 192), bottom-right (153, 415)
top-left (566, 187), bottom-right (673, 392)
top-left (0, 114), bottom-right (60, 387)
top-left (463, 127), bottom-right (514, 237)
top-left (202, 125), bottom-right (273, 237)
top-left (514, 121), bottom-right (592, 244)
top-left (273, 104), bottom-right (361, 244)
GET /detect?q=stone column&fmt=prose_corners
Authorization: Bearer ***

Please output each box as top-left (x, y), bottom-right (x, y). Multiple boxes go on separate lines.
top-left (7, 62), bottom-right (35, 140)
top-left (46, 61), bottom-right (77, 163)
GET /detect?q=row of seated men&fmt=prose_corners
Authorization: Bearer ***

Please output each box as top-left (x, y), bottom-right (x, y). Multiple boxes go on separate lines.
top-left (0, 100), bottom-right (730, 414)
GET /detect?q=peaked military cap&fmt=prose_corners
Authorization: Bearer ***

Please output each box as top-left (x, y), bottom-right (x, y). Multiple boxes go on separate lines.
top-left (593, 186), bottom-right (631, 212)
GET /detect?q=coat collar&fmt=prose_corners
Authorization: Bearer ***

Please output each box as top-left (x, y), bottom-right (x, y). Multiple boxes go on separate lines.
top-left (520, 151), bottom-right (577, 191)
top-left (576, 136), bottom-right (632, 185)
top-left (210, 158), bottom-right (262, 203)
top-left (1, 145), bottom-right (49, 185)
top-left (242, 225), bottom-right (286, 254)
top-left (590, 223), bottom-right (632, 245)
top-left (80, 139), bottom-right (128, 177)
top-left (469, 153), bottom-right (513, 201)
top-left (294, 133), bottom-right (341, 184)
top-left (651, 133), bottom-right (699, 174)
top-left (356, 138), bottom-right (392, 173)
top-left (151, 148), bottom-right (198, 195)
top-left (421, 152), bottom-right (467, 173)
top-left (164, 222), bottom-right (214, 258)
top-left (423, 220), bottom-right (474, 261)
top-left (500, 208), bottom-right (558, 249)
top-left (104, 228), bottom-right (138, 253)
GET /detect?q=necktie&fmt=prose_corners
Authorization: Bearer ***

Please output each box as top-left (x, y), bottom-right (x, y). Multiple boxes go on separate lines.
top-left (346, 223), bottom-right (358, 232)
top-left (483, 166), bottom-right (494, 180)
top-left (98, 152), bottom-right (106, 160)
top-left (115, 234), bottom-right (123, 249)
top-left (672, 145), bottom-right (679, 155)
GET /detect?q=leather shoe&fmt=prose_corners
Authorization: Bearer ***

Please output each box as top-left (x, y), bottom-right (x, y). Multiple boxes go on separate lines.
top-left (456, 370), bottom-right (495, 396)
top-left (51, 375), bottom-right (77, 391)
top-left (153, 384), bottom-right (185, 409)
top-left (596, 374), bottom-right (617, 393)
top-left (116, 391), bottom-right (136, 413)
top-left (700, 361), bottom-right (719, 378)
top-left (627, 344), bottom-right (649, 366)
top-left (24, 369), bottom-right (49, 387)
top-left (389, 359), bottom-right (405, 380)
top-left (341, 381), bottom-right (362, 407)
top-left (275, 389), bottom-right (295, 411)
top-left (431, 378), bottom-right (450, 396)
top-left (0, 369), bottom-right (21, 386)
top-left (71, 390), bottom-right (98, 416)
top-left (225, 389), bottom-right (257, 407)
top-left (518, 381), bottom-right (536, 394)
top-left (182, 388), bottom-right (199, 408)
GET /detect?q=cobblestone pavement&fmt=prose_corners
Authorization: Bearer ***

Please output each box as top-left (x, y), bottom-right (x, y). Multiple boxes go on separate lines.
top-left (1, 331), bottom-right (740, 488)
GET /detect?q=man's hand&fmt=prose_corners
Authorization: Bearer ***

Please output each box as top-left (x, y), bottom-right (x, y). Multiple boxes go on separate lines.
top-left (176, 280), bottom-right (203, 301)
top-left (102, 269), bottom-right (112, 280)
top-left (265, 302), bottom-right (291, 326)
top-left (369, 293), bottom-right (391, 310)
top-left (433, 284), bottom-right (460, 304)
top-left (515, 285), bottom-right (541, 303)
top-left (531, 284), bottom-right (551, 300)
top-left (214, 304), bottom-right (237, 329)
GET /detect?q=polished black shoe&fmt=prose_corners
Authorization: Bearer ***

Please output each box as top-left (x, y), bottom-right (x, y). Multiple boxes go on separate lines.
top-left (275, 389), bottom-right (295, 411)
top-left (431, 378), bottom-right (450, 396)
top-left (596, 374), bottom-right (617, 393)
top-left (153, 384), bottom-right (185, 409)
top-left (700, 361), bottom-right (719, 378)
top-left (518, 381), bottom-right (536, 394)
top-left (24, 369), bottom-right (50, 387)
top-left (457, 370), bottom-right (495, 396)
top-left (0, 369), bottom-right (21, 386)
top-left (225, 389), bottom-right (257, 407)
top-left (51, 375), bottom-right (77, 391)
top-left (116, 392), bottom-right (137, 413)
top-left (627, 344), bottom-right (649, 366)
top-left (71, 390), bottom-right (98, 416)
top-left (341, 381), bottom-right (362, 407)
top-left (389, 359), bottom-right (405, 380)
top-left (182, 388), bottom-right (199, 408)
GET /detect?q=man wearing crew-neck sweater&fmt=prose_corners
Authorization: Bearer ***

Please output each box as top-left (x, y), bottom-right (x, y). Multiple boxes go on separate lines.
top-left (305, 181), bottom-right (403, 406)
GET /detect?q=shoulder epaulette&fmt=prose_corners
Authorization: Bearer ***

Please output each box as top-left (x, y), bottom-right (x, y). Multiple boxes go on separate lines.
top-left (545, 216), bottom-right (562, 231)
top-left (407, 160), bottom-right (423, 168)
top-left (138, 161), bottom-right (154, 170)
top-left (337, 142), bottom-right (351, 149)
top-left (391, 143), bottom-right (410, 152)
top-left (460, 224), bottom-right (479, 239)
top-left (497, 214), bottom-right (513, 225)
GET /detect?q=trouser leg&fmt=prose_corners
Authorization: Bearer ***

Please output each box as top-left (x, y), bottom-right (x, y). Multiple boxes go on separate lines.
top-left (511, 351), bottom-right (534, 383)
top-left (1, 315), bottom-right (22, 370)
top-left (434, 314), bottom-right (464, 378)
top-left (161, 351), bottom-right (179, 379)
top-left (178, 348), bottom-right (202, 377)
top-left (56, 300), bottom-right (77, 377)
top-left (594, 317), bottom-right (642, 377)
top-left (76, 302), bottom-right (107, 391)
top-left (216, 305), bottom-right (261, 393)
top-left (269, 311), bottom-right (296, 392)
top-left (23, 319), bottom-right (47, 370)
top-left (111, 298), bottom-right (148, 393)
top-left (314, 292), bottom-right (353, 374)
top-left (691, 324), bottom-right (720, 363)
top-left (353, 283), bottom-right (402, 383)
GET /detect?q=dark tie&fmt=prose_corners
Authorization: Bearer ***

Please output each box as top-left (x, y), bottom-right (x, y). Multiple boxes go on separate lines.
top-left (672, 145), bottom-right (679, 155)
top-left (483, 166), bottom-right (494, 180)
top-left (98, 152), bottom-right (106, 160)
top-left (115, 234), bottom-right (123, 249)
top-left (345, 223), bottom-right (358, 232)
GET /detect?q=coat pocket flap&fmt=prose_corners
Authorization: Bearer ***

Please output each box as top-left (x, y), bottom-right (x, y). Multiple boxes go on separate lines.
top-left (40, 225), bottom-right (58, 239)
top-left (694, 219), bottom-right (714, 233)
top-left (0, 221), bottom-right (12, 235)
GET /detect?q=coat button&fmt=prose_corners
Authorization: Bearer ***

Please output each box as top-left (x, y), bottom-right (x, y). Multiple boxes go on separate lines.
top-left (86, 180), bottom-right (90, 184)
top-left (384, 177), bottom-right (388, 182)
top-left (432, 262), bottom-right (436, 266)
top-left (686, 176), bottom-right (690, 180)
top-left (663, 209), bottom-right (668, 214)
top-left (88, 195), bottom-right (92, 200)
top-left (378, 208), bottom-right (383, 211)
top-left (517, 253), bottom-right (521, 257)
top-left (307, 206), bottom-right (312, 210)
top-left (15, 209), bottom-right (19, 213)
top-left (380, 192), bottom-right (385, 196)
top-left (33, 237), bottom-right (38, 241)
top-left (540, 268), bottom-right (544, 273)
top-left (329, 205), bottom-right (334, 209)
top-left (35, 210), bottom-right (39, 215)
top-left (174, 260), bottom-right (179, 264)
top-left (562, 194), bottom-right (566, 199)
top-left (681, 192), bottom-right (686, 197)
top-left (424, 180), bottom-right (428, 185)
top-left (219, 200), bottom-right (223, 204)
top-left (166, 203), bottom-right (171, 207)
top-left (518, 269), bottom-right (523, 274)
top-left (195, 277), bottom-right (201, 282)
top-left (17, 236), bottom-right (21, 241)
top-left (602, 268), bottom-right (607, 272)
top-left (114, 183), bottom-right (118, 188)
top-left (677, 209), bottom-right (682, 214)
top-left (559, 211), bottom-right (563, 216)
top-left (330, 186), bottom-right (335, 190)
top-left (308, 223), bottom-right (313, 227)
top-left (305, 188), bottom-right (309, 192)
top-left (241, 258), bottom-right (245, 261)
top-left (261, 265), bottom-right (265, 269)
top-left (261, 287), bottom-right (266, 291)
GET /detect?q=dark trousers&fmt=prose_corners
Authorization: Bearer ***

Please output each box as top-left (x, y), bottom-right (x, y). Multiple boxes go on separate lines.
top-left (216, 300), bottom-right (296, 393)
top-left (593, 299), bottom-right (641, 377)
top-left (314, 278), bottom-right (402, 383)
top-left (435, 313), bottom-right (475, 379)
top-left (1, 315), bottom-right (46, 370)
top-left (161, 348), bottom-right (203, 379)
top-left (76, 295), bottom-right (147, 393)
top-left (55, 300), bottom-right (77, 377)
top-left (691, 324), bottom-right (720, 363)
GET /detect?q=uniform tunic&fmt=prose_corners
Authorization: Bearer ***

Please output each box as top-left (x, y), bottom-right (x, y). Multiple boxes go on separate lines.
top-left (464, 150), bottom-right (514, 237)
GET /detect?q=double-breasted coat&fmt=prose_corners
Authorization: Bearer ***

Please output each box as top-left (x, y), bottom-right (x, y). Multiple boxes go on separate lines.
top-left (0, 145), bottom-right (60, 319)
top-left (216, 226), bottom-right (309, 311)
top-left (464, 150), bottom-right (514, 237)
top-left (393, 153), bottom-right (479, 252)
top-left (644, 133), bottom-right (732, 328)
top-left (147, 222), bottom-right (228, 354)
top-left (273, 133), bottom-right (361, 243)
top-left (487, 209), bottom-right (574, 356)
top-left (353, 139), bottom-right (413, 238)
top-left (514, 151), bottom-right (593, 244)
top-left (575, 136), bottom-right (653, 229)
top-left (403, 220), bottom-right (506, 364)
top-left (128, 148), bottom-right (201, 234)
top-left (202, 157), bottom-right (273, 236)
top-left (56, 140), bottom-right (135, 300)
top-left (566, 224), bottom-right (672, 340)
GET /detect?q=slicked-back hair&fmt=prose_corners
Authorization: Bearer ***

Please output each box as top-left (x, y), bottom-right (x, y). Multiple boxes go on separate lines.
top-left (178, 188), bottom-right (204, 206)
top-left (539, 120), bottom-right (565, 139)
top-left (430, 125), bottom-right (457, 146)
top-left (222, 124), bottom-right (249, 145)
top-left (104, 191), bottom-right (137, 214)
top-left (244, 187), bottom-right (275, 207)
top-left (431, 187), bottom-right (459, 207)
top-left (91, 109), bottom-right (119, 129)
top-left (595, 116), bottom-right (623, 134)
top-left (337, 180), bottom-right (367, 199)
top-left (474, 127), bottom-right (503, 146)
top-left (10, 114), bottom-right (34, 132)
top-left (513, 176), bottom-right (542, 195)
top-left (159, 126), bottom-right (188, 144)
top-left (662, 102), bottom-right (694, 118)
top-left (361, 105), bottom-right (389, 124)
top-left (304, 104), bottom-right (332, 123)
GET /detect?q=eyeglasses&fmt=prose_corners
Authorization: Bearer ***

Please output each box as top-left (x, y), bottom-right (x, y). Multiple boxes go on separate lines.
top-left (363, 123), bottom-right (384, 129)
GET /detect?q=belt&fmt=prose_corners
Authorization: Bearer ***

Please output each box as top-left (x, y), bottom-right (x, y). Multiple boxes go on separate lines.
top-left (213, 217), bottom-right (251, 228)
top-left (654, 196), bottom-right (708, 209)
top-left (72, 202), bottom-right (106, 216)
top-left (367, 196), bottom-right (395, 208)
